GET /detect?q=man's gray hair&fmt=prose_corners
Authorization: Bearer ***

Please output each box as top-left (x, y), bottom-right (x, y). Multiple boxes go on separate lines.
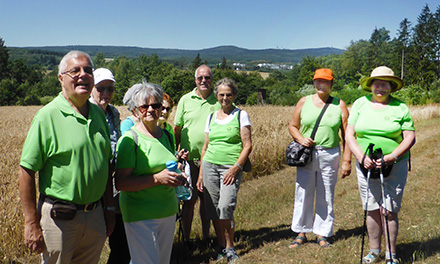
top-left (194, 64), bottom-right (212, 78)
top-left (126, 82), bottom-right (163, 111)
top-left (58, 50), bottom-right (94, 76)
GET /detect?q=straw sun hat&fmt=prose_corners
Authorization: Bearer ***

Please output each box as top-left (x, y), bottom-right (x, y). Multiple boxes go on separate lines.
top-left (360, 66), bottom-right (404, 92)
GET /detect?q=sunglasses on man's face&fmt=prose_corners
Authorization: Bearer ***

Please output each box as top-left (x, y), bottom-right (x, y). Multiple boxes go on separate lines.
top-left (96, 86), bottom-right (115, 93)
top-left (137, 103), bottom-right (162, 113)
top-left (196, 75), bottom-right (211, 81)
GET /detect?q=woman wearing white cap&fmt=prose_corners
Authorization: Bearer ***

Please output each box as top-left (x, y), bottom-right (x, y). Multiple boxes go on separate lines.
top-left (346, 66), bottom-right (416, 264)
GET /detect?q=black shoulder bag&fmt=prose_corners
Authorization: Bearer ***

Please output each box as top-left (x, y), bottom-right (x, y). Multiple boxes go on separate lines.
top-left (286, 96), bottom-right (333, 167)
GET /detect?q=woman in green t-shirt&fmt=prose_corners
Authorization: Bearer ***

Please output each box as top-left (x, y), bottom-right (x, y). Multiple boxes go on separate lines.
top-left (158, 93), bottom-right (176, 152)
top-left (288, 68), bottom-right (352, 249)
top-left (115, 82), bottom-right (188, 264)
top-left (346, 66), bottom-right (416, 264)
top-left (196, 78), bottom-right (252, 262)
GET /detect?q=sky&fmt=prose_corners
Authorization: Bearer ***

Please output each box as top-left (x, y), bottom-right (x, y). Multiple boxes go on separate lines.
top-left (1, 0), bottom-right (439, 51)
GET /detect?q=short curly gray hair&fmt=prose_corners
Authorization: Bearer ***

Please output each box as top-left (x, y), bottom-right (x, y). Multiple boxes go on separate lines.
top-left (125, 82), bottom-right (163, 112)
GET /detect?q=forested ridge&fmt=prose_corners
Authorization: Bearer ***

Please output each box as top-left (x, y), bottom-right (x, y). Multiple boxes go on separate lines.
top-left (0, 3), bottom-right (439, 107)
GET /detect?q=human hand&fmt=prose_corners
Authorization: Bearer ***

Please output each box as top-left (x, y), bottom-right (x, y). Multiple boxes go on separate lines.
top-left (154, 169), bottom-right (182, 187)
top-left (177, 149), bottom-right (189, 162)
top-left (340, 161), bottom-right (351, 178)
top-left (300, 137), bottom-right (315, 147)
top-left (104, 210), bottom-right (115, 237)
top-left (223, 166), bottom-right (240, 185)
top-left (361, 156), bottom-right (375, 170)
top-left (196, 175), bottom-right (204, 192)
top-left (24, 222), bottom-right (45, 254)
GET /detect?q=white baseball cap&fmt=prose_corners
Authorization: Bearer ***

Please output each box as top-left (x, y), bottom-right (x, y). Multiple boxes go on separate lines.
top-left (93, 68), bottom-right (115, 85)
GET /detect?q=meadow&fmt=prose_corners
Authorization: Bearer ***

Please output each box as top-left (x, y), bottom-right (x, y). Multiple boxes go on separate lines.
top-left (1, 104), bottom-right (440, 263)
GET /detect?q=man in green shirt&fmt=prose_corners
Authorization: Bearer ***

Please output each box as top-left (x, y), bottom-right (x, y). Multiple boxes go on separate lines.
top-left (174, 65), bottom-right (220, 245)
top-left (18, 51), bottom-right (114, 264)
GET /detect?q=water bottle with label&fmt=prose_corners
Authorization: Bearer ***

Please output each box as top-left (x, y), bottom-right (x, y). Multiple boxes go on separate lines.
top-left (166, 161), bottom-right (191, 201)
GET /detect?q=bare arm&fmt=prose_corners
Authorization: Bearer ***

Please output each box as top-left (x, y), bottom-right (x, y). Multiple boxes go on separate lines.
top-left (18, 166), bottom-right (45, 253)
top-left (382, 130), bottom-right (416, 165)
top-left (339, 100), bottom-right (352, 178)
top-left (196, 132), bottom-right (210, 192)
top-left (223, 125), bottom-right (253, 185)
top-left (115, 167), bottom-right (182, 192)
top-left (288, 97), bottom-right (314, 147)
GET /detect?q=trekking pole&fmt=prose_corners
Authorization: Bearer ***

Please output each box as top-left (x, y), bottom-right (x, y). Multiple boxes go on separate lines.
top-left (360, 168), bottom-right (371, 264)
top-left (379, 153), bottom-right (393, 263)
top-left (360, 143), bottom-right (374, 264)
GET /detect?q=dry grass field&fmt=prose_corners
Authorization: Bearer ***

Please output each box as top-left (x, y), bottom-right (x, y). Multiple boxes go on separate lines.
top-left (1, 104), bottom-right (440, 263)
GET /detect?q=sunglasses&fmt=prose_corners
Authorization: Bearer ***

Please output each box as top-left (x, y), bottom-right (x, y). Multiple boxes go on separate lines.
top-left (196, 75), bottom-right (211, 81)
top-left (162, 106), bottom-right (172, 112)
top-left (137, 103), bottom-right (162, 113)
top-left (96, 86), bottom-right (115, 93)
top-left (62, 66), bottom-right (94, 78)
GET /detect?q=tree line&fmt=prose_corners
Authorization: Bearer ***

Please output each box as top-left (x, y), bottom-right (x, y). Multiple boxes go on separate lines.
top-left (0, 4), bottom-right (439, 107)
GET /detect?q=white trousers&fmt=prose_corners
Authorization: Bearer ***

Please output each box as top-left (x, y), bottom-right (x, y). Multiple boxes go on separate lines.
top-left (291, 146), bottom-right (340, 237)
top-left (124, 215), bottom-right (176, 264)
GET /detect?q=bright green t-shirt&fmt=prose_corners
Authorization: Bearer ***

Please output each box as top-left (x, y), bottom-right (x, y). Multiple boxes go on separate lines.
top-left (20, 93), bottom-right (112, 204)
top-left (174, 88), bottom-right (220, 160)
top-left (348, 95), bottom-right (415, 159)
top-left (164, 122), bottom-right (176, 152)
top-left (116, 127), bottom-right (178, 222)
top-left (203, 110), bottom-right (243, 165)
top-left (300, 95), bottom-right (342, 148)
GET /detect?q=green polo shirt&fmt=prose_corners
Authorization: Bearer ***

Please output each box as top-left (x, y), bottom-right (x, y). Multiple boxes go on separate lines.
top-left (174, 88), bottom-right (220, 160)
top-left (20, 93), bottom-right (112, 204)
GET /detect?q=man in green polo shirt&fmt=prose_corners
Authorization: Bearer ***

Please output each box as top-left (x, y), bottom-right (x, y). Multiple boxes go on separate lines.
top-left (174, 65), bottom-right (220, 245)
top-left (18, 51), bottom-right (114, 263)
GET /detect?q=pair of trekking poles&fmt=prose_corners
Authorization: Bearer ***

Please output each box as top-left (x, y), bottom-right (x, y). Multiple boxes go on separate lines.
top-left (360, 143), bottom-right (393, 264)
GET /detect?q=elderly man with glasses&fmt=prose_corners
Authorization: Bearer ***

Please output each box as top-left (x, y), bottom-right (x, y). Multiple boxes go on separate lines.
top-left (89, 68), bottom-right (130, 264)
top-left (174, 65), bottom-right (221, 248)
top-left (18, 51), bottom-right (114, 263)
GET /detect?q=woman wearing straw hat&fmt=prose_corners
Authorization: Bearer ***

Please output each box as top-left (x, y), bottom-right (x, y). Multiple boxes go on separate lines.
top-left (346, 66), bottom-right (416, 264)
top-left (288, 68), bottom-right (352, 249)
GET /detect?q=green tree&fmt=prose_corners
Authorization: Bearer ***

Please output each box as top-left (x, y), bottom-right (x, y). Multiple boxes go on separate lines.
top-left (191, 53), bottom-right (203, 71)
top-left (395, 18), bottom-right (412, 80)
top-left (0, 38), bottom-right (9, 81)
top-left (408, 4), bottom-right (438, 87)
top-left (94, 52), bottom-right (106, 68)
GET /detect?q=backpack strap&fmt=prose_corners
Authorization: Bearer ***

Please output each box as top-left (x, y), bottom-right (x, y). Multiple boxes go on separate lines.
top-left (162, 128), bottom-right (173, 150)
top-left (129, 128), bottom-right (138, 152)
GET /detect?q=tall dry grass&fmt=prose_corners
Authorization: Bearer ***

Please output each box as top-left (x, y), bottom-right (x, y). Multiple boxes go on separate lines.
top-left (1, 104), bottom-right (440, 263)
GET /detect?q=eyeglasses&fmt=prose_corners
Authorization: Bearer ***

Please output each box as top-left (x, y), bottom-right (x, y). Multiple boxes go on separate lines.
top-left (96, 86), bottom-right (115, 93)
top-left (62, 66), bottom-right (94, 78)
top-left (196, 75), bottom-right (211, 81)
top-left (162, 106), bottom-right (172, 112)
top-left (137, 103), bottom-right (162, 113)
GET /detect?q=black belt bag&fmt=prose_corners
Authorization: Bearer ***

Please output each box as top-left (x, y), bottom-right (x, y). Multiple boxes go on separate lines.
top-left (360, 144), bottom-right (394, 179)
top-left (41, 195), bottom-right (100, 220)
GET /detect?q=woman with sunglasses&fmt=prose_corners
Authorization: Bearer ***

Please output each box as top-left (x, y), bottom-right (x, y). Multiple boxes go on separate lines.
top-left (115, 82), bottom-right (188, 264)
top-left (158, 93), bottom-right (176, 152)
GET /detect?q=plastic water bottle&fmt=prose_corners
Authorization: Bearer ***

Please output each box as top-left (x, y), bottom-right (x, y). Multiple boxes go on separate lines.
top-left (166, 161), bottom-right (191, 201)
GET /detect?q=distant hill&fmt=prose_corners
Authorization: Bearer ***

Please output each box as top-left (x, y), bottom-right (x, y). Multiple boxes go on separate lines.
top-left (9, 45), bottom-right (343, 67)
